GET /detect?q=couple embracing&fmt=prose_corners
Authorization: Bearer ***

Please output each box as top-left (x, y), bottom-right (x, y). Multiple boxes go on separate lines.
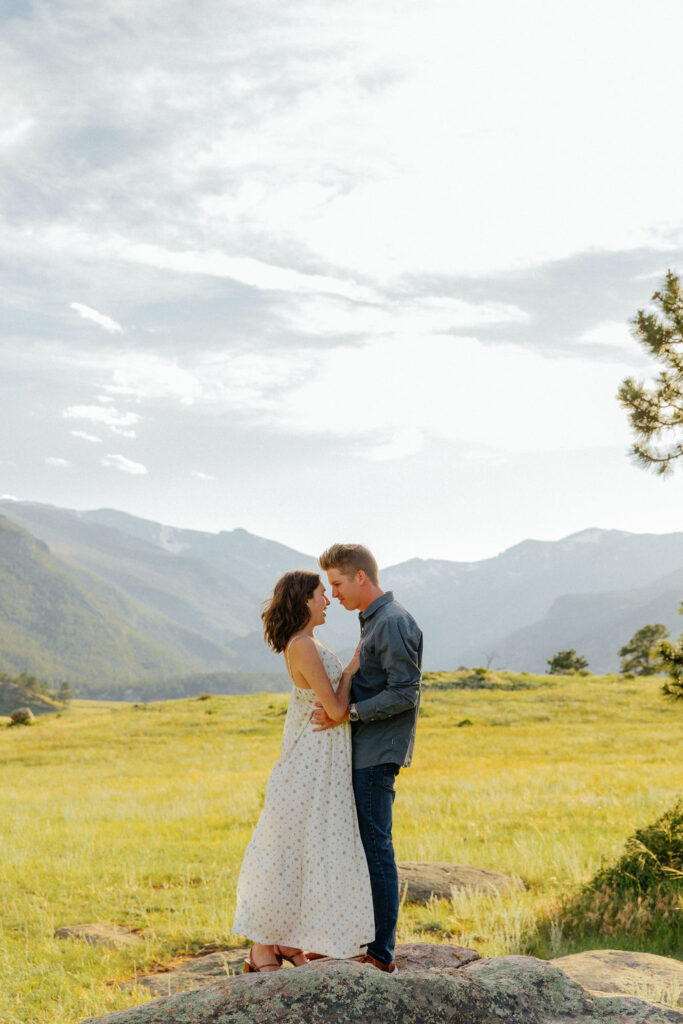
top-left (232, 543), bottom-right (423, 975)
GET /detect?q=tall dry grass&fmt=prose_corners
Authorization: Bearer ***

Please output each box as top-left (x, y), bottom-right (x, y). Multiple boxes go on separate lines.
top-left (1, 675), bottom-right (681, 1022)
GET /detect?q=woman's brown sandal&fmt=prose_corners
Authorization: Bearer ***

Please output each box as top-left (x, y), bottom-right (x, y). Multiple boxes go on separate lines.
top-left (244, 947), bottom-right (282, 973)
top-left (274, 945), bottom-right (309, 967)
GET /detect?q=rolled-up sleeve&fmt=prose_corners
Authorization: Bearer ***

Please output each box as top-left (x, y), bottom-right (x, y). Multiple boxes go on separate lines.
top-left (356, 617), bottom-right (422, 721)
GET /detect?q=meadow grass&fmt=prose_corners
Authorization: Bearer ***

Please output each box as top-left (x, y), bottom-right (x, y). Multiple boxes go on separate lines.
top-left (1, 676), bottom-right (681, 1023)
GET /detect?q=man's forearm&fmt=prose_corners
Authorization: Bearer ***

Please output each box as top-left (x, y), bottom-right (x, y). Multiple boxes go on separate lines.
top-left (355, 679), bottom-right (420, 721)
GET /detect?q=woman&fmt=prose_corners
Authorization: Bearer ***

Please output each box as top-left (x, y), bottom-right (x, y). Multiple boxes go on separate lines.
top-left (232, 570), bottom-right (375, 972)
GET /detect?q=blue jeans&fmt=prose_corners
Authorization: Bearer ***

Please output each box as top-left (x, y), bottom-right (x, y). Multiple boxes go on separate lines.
top-left (352, 763), bottom-right (400, 965)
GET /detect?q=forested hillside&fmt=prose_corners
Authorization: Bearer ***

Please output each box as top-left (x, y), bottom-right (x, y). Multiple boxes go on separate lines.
top-left (0, 515), bottom-right (231, 686)
top-left (1, 501), bottom-right (682, 689)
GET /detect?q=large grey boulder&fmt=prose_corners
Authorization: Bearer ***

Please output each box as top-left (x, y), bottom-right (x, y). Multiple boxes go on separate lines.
top-left (398, 861), bottom-right (523, 901)
top-left (127, 942), bottom-right (480, 997)
top-left (396, 942), bottom-right (480, 972)
top-left (80, 953), bottom-right (683, 1023)
top-left (55, 924), bottom-right (143, 948)
top-left (551, 949), bottom-right (683, 1005)
top-left (465, 956), bottom-right (682, 1021)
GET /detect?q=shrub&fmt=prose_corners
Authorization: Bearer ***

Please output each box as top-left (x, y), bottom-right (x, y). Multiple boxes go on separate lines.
top-left (547, 650), bottom-right (589, 674)
top-left (551, 801), bottom-right (683, 953)
top-left (589, 800), bottom-right (683, 895)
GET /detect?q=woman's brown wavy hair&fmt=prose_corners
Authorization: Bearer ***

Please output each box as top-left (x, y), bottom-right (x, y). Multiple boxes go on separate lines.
top-left (262, 570), bottom-right (321, 653)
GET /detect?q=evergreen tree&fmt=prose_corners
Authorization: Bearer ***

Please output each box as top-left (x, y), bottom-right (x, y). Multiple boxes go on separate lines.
top-left (17, 673), bottom-right (43, 695)
top-left (547, 649), bottom-right (588, 674)
top-left (618, 623), bottom-right (669, 676)
top-left (57, 680), bottom-right (73, 704)
top-left (659, 601), bottom-right (683, 700)
top-left (618, 270), bottom-right (683, 474)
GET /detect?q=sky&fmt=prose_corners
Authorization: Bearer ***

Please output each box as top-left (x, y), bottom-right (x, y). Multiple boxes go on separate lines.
top-left (2, 0), bottom-right (683, 567)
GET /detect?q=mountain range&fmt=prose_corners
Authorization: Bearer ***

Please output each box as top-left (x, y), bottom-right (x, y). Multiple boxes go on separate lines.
top-left (0, 499), bottom-right (681, 695)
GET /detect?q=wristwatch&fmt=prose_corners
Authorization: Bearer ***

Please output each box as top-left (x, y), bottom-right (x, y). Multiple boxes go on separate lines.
top-left (348, 703), bottom-right (360, 722)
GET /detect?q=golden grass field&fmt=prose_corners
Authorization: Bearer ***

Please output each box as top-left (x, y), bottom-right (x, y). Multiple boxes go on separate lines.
top-left (1, 672), bottom-right (682, 1024)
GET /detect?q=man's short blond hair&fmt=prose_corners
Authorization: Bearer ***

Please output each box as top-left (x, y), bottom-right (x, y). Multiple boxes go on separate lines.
top-left (318, 543), bottom-right (379, 586)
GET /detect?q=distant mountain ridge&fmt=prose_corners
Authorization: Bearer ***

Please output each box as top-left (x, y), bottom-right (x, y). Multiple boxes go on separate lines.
top-left (497, 563), bottom-right (683, 672)
top-left (382, 527), bottom-right (683, 671)
top-left (0, 514), bottom-right (202, 685)
top-left (0, 500), bottom-right (682, 690)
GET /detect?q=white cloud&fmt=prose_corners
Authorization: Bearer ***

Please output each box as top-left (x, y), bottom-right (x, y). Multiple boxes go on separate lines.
top-left (119, 243), bottom-right (378, 302)
top-left (71, 430), bottom-right (103, 443)
top-left (0, 494), bottom-right (19, 500)
top-left (102, 332), bottom-right (633, 459)
top-left (63, 405), bottom-right (142, 428)
top-left (191, 471), bottom-right (217, 481)
top-left (102, 354), bottom-right (204, 405)
top-left (578, 321), bottom-right (634, 348)
top-left (5, 0), bottom-right (683, 299)
top-left (260, 333), bottom-right (635, 456)
top-left (0, 117), bottom-right (34, 149)
top-left (272, 2), bottom-right (683, 279)
top-left (358, 427), bottom-right (425, 461)
top-left (56, 328), bottom-right (634, 462)
top-left (284, 294), bottom-right (528, 338)
top-left (101, 453), bottom-right (148, 475)
top-left (45, 456), bottom-right (71, 467)
top-left (70, 302), bottom-right (123, 334)
top-left (84, 349), bottom-right (300, 411)
top-left (576, 321), bottom-right (653, 370)
top-left (196, 349), bottom-right (308, 407)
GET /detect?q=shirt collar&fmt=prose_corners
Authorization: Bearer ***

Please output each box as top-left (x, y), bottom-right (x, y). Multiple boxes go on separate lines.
top-left (359, 591), bottom-right (394, 622)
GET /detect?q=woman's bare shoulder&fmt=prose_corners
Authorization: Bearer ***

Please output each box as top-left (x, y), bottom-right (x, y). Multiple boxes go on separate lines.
top-left (287, 634), bottom-right (317, 661)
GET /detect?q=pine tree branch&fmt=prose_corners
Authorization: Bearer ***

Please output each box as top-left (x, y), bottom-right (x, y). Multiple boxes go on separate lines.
top-left (619, 270), bottom-right (683, 474)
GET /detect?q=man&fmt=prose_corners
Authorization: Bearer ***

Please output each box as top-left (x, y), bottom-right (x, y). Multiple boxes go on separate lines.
top-left (312, 543), bottom-right (423, 975)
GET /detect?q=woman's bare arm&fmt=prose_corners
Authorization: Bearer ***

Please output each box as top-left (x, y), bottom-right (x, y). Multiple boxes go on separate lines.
top-left (288, 638), bottom-right (357, 722)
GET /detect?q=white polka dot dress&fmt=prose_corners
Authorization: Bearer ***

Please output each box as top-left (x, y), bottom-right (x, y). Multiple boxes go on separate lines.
top-left (232, 638), bottom-right (375, 959)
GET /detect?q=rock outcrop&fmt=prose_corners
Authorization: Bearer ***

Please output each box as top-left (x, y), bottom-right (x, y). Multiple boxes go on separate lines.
top-left (398, 861), bottom-right (523, 901)
top-left (9, 706), bottom-right (35, 724)
top-left (126, 942), bottom-right (480, 997)
top-left (80, 951), bottom-right (683, 1023)
top-left (465, 956), bottom-right (682, 1021)
top-left (125, 949), bottom-right (249, 997)
top-left (551, 949), bottom-right (683, 1005)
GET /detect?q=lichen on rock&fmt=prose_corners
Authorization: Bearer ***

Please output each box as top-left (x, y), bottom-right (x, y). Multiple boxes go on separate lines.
top-left (80, 952), bottom-right (683, 1024)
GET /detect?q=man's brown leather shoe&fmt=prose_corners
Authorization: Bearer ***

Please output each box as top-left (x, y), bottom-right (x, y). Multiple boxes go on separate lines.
top-left (359, 953), bottom-right (399, 974)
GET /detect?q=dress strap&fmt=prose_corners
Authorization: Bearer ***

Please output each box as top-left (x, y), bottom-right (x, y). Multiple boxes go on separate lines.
top-left (284, 633), bottom-right (308, 680)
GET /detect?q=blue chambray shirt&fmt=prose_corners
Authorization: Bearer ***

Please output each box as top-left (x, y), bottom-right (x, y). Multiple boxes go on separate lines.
top-left (350, 591), bottom-right (423, 770)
